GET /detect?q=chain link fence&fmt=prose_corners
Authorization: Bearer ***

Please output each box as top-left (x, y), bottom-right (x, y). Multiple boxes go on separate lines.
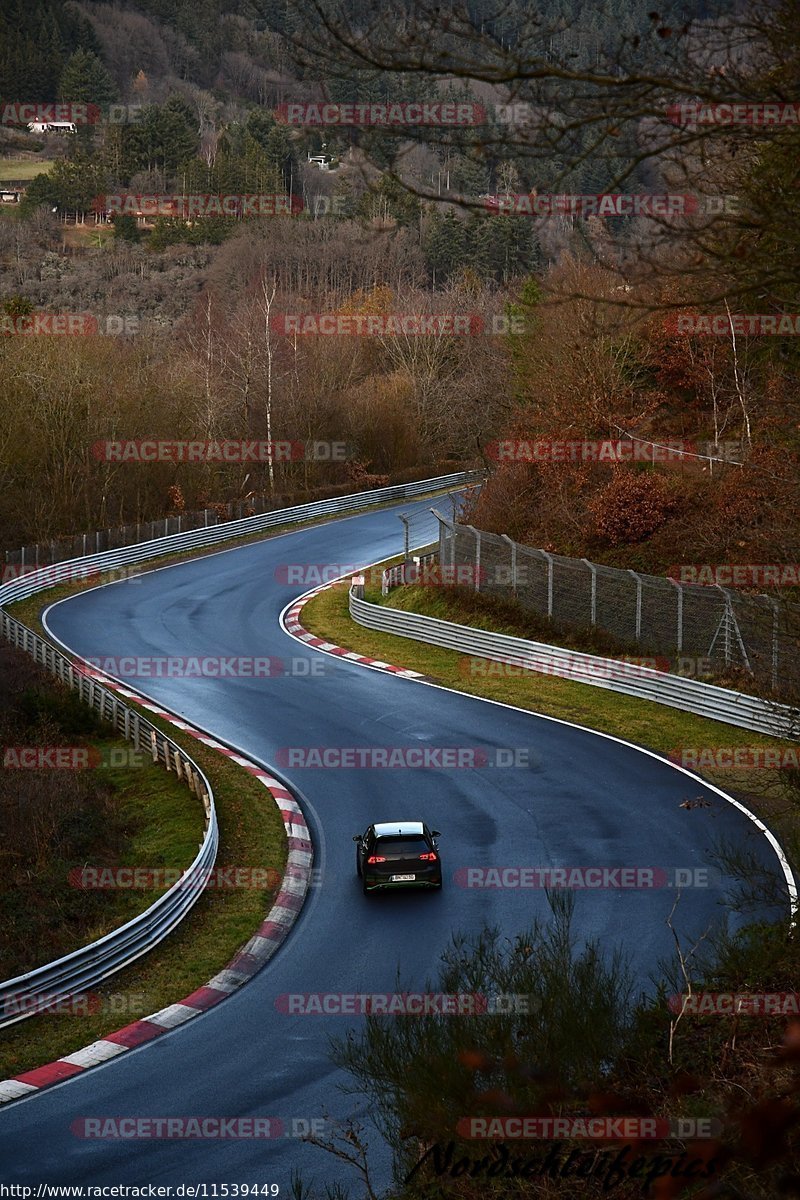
top-left (435, 515), bottom-right (799, 697)
top-left (2, 470), bottom-right (477, 575)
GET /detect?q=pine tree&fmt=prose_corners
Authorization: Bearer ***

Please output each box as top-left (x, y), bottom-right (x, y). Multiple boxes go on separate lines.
top-left (58, 48), bottom-right (117, 108)
top-left (422, 208), bottom-right (469, 285)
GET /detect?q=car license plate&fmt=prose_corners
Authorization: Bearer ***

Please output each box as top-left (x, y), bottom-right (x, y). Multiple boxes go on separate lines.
top-left (391, 874), bottom-right (415, 882)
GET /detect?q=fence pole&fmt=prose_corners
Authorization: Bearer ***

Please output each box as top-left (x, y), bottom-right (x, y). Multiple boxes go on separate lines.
top-left (501, 534), bottom-right (518, 598)
top-left (430, 508), bottom-right (449, 570)
top-left (668, 579), bottom-right (684, 652)
top-left (627, 570), bottom-right (643, 640)
top-left (582, 559), bottom-right (597, 625)
top-left (770, 598), bottom-right (779, 691)
top-left (541, 551), bottom-right (554, 619)
top-left (399, 514), bottom-right (410, 564)
top-left (465, 525), bottom-right (482, 591)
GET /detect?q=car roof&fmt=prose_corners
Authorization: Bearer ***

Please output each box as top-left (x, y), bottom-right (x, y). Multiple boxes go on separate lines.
top-left (372, 821), bottom-right (426, 838)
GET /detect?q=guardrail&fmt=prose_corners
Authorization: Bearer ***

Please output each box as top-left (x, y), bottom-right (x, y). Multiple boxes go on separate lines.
top-left (0, 471), bottom-right (482, 1024)
top-left (0, 472), bottom-right (484, 607)
top-left (0, 613), bottom-right (217, 1028)
top-left (350, 582), bottom-right (799, 741)
top-left (381, 552), bottom-right (438, 595)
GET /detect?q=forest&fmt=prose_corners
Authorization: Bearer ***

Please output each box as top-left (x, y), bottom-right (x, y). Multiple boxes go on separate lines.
top-left (0, 0), bottom-right (797, 599)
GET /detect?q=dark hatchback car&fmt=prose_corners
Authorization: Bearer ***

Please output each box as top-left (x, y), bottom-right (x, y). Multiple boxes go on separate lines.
top-left (353, 820), bottom-right (442, 894)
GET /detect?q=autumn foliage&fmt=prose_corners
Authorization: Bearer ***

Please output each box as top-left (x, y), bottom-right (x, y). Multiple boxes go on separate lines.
top-left (588, 470), bottom-right (679, 547)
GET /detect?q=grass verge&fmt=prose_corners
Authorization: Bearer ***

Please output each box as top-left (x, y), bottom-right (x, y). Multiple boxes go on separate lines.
top-left (300, 565), bottom-right (800, 864)
top-left (0, 486), bottom-right (457, 1079)
top-left (0, 649), bottom-right (203, 978)
top-left (0, 691), bottom-right (287, 1079)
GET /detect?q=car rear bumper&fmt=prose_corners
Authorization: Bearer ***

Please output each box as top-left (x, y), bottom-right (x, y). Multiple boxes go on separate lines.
top-left (364, 874), bottom-right (442, 891)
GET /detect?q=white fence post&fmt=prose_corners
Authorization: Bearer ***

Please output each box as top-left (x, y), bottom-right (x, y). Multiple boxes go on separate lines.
top-left (628, 569), bottom-right (643, 640)
top-left (582, 559), bottom-right (597, 625)
top-left (465, 525), bottom-right (482, 591)
top-left (501, 534), bottom-right (517, 597)
top-left (541, 551), bottom-right (554, 619)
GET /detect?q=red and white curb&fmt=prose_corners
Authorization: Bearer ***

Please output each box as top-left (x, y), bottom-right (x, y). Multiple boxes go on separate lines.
top-left (282, 581), bottom-right (430, 680)
top-left (0, 684), bottom-right (312, 1106)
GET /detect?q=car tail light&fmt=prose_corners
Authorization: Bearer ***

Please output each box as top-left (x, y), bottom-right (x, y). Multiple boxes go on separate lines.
top-left (367, 856), bottom-right (386, 864)
top-left (419, 852), bottom-right (438, 861)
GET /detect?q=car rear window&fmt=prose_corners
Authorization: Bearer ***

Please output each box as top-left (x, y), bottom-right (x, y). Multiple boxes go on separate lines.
top-left (375, 837), bottom-right (429, 856)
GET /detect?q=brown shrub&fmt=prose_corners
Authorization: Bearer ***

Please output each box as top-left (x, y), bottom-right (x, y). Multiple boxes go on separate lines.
top-left (588, 470), bottom-right (680, 547)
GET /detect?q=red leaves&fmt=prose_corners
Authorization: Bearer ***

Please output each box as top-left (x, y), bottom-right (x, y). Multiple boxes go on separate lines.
top-left (588, 469), bottom-right (679, 546)
top-left (165, 483), bottom-right (185, 515)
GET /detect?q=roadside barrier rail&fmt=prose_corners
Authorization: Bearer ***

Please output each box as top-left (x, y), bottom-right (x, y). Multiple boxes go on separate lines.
top-left (350, 580), bottom-right (799, 741)
top-left (0, 471), bottom-right (481, 1025)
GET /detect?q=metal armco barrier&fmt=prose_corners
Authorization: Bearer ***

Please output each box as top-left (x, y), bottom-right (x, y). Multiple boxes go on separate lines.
top-left (0, 471), bottom-right (481, 1025)
top-left (0, 472), bottom-right (483, 604)
top-left (349, 583), bottom-right (799, 741)
top-left (381, 552), bottom-right (438, 595)
top-left (0, 613), bottom-right (217, 1028)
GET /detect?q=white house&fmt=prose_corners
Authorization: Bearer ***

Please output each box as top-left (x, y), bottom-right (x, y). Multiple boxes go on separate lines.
top-left (27, 120), bottom-right (77, 134)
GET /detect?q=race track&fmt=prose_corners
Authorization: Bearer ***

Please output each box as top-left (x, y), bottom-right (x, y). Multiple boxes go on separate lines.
top-left (0, 497), bottom-right (790, 1191)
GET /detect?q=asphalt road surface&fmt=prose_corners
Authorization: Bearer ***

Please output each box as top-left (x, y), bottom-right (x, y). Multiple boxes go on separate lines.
top-left (0, 497), bottom-right (791, 1192)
